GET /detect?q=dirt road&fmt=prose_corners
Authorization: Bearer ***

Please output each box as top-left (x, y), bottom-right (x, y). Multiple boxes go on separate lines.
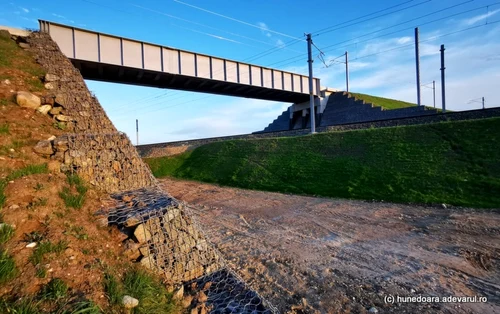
top-left (159, 178), bottom-right (500, 314)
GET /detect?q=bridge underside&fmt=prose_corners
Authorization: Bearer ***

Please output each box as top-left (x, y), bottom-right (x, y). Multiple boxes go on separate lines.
top-left (75, 60), bottom-right (310, 103)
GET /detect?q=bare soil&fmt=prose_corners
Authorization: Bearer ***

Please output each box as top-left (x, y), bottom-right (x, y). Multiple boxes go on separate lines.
top-left (0, 80), bottom-right (141, 311)
top-left (159, 178), bottom-right (500, 314)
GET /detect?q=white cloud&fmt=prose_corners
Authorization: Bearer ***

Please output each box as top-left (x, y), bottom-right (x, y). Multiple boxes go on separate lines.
top-left (276, 39), bottom-right (285, 48)
top-left (463, 9), bottom-right (500, 26)
top-left (397, 36), bottom-right (411, 44)
top-left (257, 21), bottom-right (272, 37)
top-left (20, 7), bottom-right (29, 13)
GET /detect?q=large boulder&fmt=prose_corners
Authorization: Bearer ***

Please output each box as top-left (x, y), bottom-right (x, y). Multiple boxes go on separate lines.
top-left (16, 91), bottom-right (41, 109)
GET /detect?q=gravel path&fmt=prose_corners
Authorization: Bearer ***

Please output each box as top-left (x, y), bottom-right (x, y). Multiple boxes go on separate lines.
top-left (160, 178), bottom-right (500, 314)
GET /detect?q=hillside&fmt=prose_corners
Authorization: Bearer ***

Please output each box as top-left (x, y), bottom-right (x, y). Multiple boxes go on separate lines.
top-left (146, 118), bottom-right (500, 209)
top-left (350, 92), bottom-right (417, 110)
top-left (0, 30), bottom-right (181, 313)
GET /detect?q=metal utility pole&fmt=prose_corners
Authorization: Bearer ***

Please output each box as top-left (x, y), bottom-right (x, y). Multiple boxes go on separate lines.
top-left (415, 27), bottom-right (421, 106)
top-left (345, 51), bottom-right (349, 92)
top-left (440, 44), bottom-right (446, 113)
top-left (306, 33), bottom-right (316, 134)
top-left (432, 80), bottom-right (436, 108)
top-left (482, 97), bottom-right (485, 109)
top-left (136, 119), bottom-right (139, 145)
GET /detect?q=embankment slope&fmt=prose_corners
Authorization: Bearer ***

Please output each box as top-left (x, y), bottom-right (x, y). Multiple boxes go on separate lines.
top-left (146, 118), bottom-right (500, 209)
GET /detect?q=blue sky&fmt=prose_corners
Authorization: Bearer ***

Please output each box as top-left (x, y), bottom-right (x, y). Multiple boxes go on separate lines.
top-left (1, 0), bottom-right (500, 144)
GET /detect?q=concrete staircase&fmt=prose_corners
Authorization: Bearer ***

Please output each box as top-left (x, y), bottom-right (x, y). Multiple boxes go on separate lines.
top-left (259, 92), bottom-right (438, 133)
top-left (262, 110), bottom-right (290, 132)
top-left (319, 92), bottom-right (437, 126)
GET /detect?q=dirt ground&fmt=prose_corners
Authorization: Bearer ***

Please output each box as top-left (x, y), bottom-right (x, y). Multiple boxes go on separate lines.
top-left (159, 178), bottom-right (500, 314)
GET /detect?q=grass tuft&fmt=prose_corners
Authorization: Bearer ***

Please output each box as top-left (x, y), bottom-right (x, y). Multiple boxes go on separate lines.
top-left (0, 250), bottom-right (17, 283)
top-left (104, 268), bottom-right (179, 313)
top-left (0, 223), bottom-right (14, 244)
top-left (40, 278), bottom-right (68, 300)
top-left (61, 300), bottom-right (102, 314)
top-left (59, 174), bottom-right (87, 209)
top-left (59, 187), bottom-right (86, 209)
top-left (29, 240), bottom-right (68, 266)
top-left (7, 164), bottom-right (48, 181)
top-left (0, 123), bottom-right (9, 135)
top-left (122, 268), bottom-right (179, 314)
top-left (103, 273), bottom-right (122, 306)
top-left (0, 297), bottom-right (40, 314)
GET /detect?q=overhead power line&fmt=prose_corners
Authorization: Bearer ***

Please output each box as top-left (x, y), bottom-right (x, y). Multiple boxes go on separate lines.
top-left (320, 0), bottom-right (475, 51)
top-left (315, 0), bottom-right (433, 36)
top-left (348, 20), bottom-right (500, 62)
top-left (172, 0), bottom-right (303, 41)
top-left (130, 4), bottom-right (302, 54)
top-left (261, 2), bottom-right (499, 70)
top-left (313, 0), bottom-right (416, 35)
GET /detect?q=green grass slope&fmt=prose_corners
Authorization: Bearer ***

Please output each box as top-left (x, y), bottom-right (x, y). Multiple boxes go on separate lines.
top-left (350, 92), bottom-right (417, 110)
top-left (146, 118), bottom-right (500, 209)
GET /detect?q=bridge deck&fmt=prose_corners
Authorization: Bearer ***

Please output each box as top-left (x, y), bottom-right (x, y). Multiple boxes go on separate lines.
top-left (39, 20), bottom-right (320, 103)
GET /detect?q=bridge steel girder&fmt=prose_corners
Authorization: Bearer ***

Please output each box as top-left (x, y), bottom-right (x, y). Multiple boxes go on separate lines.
top-left (39, 19), bottom-right (320, 104)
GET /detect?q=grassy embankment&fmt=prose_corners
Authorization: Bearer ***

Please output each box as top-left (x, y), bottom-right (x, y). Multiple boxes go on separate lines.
top-left (350, 92), bottom-right (443, 111)
top-left (146, 118), bottom-right (500, 209)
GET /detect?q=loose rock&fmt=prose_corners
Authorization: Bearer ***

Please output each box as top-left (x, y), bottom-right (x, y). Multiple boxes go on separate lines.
top-left (26, 242), bottom-right (37, 248)
top-left (49, 106), bottom-right (63, 115)
top-left (55, 114), bottom-right (72, 122)
top-left (18, 42), bottom-right (30, 49)
top-left (96, 217), bottom-right (108, 227)
top-left (16, 91), bottom-right (41, 109)
top-left (33, 140), bottom-right (54, 156)
top-left (122, 295), bottom-right (139, 309)
top-left (55, 93), bottom-right (68, 107)
top-left (37, 104), bottom-right (52, 115)
top-left (369, 307), bottom-right (379, 313)
top-left (123, 239), bottom-right (141, 260)
top-left (44, 82), bottom-right (55, 90)
top-left (44, 73), bottom-right (60, 82)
